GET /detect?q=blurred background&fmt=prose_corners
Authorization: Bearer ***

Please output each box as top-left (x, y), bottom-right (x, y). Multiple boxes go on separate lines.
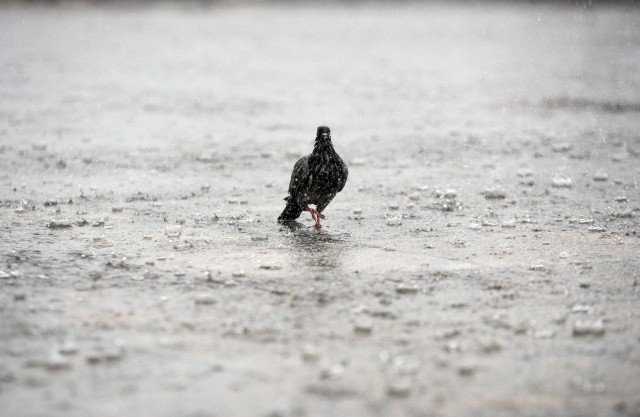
top-left (2, 0), bottom-right (639, 157)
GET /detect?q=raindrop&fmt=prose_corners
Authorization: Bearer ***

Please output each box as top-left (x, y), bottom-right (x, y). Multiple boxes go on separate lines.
top-left (165, 225), bottom-right (182, 238)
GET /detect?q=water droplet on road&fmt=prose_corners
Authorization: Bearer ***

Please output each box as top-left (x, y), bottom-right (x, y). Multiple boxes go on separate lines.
top-left (387, 379), bottom-right (411, 397)
top-left (194, 293), bottom-right (217, 305)
top-left (59, 341), bottom-right (78, 355)
top-left (45, 352), bottom-right (72, 371)
top-left (457, 365), bottom-right (477, 377)
top-left (396, 284), bottom-right (419, 294)
top-left (301, 345), bottom-right (321, 362)
top-left (259, 265), bottom-right (282, 271)
top-left (551, 177), bottom-right (573, 188)
top-left (48, 219), bottom-right (72, 229)
top-left (592, 172), bottom-right (609, 182)
top-left (353, 317), bottom-right (373, 334)
top-left (319, 363), bottom-right (344, 380)
top-left (517, 169), bottom-right (534, 178)
top-left (572, 319), bottom-right (605, 337)
top-left (482, 188), bottom-right (506, 199)
top-left (165, 225), bottom-right (182, 238)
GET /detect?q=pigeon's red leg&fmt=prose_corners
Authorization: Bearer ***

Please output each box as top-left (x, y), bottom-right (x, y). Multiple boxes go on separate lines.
top-left (307, 208), bottom-right (317, 221)
top-left (307, 208), bottom-right (322, 228)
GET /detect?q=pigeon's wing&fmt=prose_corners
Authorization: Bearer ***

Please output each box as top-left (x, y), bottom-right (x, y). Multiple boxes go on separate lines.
top-left (288, 155), bottom-right (310, 199)
top-left (337, 157), bottom-right (349, 192)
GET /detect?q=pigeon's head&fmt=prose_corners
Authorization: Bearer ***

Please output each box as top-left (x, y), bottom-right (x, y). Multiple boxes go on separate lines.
top-left (316, 126), bottom-right (331, 141)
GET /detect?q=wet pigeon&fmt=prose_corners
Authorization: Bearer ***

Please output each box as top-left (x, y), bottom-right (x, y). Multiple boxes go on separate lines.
top-left (278, 126), bottom-right (348, 228)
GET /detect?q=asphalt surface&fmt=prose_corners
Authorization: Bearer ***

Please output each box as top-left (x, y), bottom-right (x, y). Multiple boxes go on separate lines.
top-left (1, 2), bottom-right (639, 416)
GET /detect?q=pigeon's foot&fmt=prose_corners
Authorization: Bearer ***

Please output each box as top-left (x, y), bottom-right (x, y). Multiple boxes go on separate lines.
top-left (307, 208), bottom-right (323, 228)
top-left (307, 207), bottom-right (317, 221)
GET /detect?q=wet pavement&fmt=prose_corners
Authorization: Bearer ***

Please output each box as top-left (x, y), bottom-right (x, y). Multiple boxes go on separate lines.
top-left (1, 2), bottom-right (640, 416)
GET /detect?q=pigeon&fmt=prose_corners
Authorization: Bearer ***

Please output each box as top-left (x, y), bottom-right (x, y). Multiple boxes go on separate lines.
top-left (278, 126), bottom-right (348, 228)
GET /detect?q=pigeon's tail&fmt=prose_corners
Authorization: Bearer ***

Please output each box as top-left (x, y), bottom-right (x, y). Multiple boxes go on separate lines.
top-left (278, 198), bottom-right (303, 222)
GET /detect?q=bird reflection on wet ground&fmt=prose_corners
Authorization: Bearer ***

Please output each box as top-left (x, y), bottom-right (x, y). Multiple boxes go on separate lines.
top-left (279, 221), bottom-right (350, 272)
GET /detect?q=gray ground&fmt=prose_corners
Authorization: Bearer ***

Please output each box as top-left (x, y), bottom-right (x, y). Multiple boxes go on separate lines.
top-left (1, 2), bottom-right (640, 417)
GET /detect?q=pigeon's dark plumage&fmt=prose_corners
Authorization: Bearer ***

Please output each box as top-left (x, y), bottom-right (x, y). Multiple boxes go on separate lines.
top-left (278, 126), bottom-right (348, 228)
